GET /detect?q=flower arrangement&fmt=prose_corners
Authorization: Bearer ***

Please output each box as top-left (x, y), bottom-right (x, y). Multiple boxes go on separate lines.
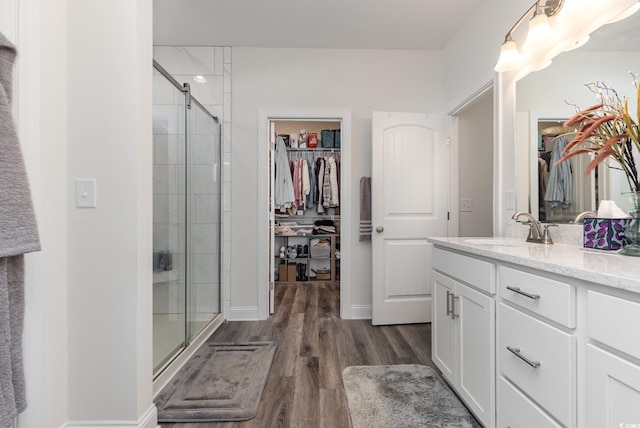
top-left (556, 76), bottom-right (640, 192)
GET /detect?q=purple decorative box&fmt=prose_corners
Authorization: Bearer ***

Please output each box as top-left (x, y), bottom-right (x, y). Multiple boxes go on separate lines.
top-left (583, 217), bottom-right (632, 251)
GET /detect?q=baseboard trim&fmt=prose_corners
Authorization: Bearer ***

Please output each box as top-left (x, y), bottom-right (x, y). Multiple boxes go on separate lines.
top-left (63, 404), bottom-right (157, 428)
top-left (227, 306), bottom-right (259, 321)
top-left (350, 305), bottom-right (372, 320)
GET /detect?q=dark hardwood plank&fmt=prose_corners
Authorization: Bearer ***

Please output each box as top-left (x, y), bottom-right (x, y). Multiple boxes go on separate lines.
top-left (158, 282), bottom-right (433, 428)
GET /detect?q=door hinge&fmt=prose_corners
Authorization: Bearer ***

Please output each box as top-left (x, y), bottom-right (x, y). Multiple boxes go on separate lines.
top-left (447, 211), bottom-right (450, 220)
top-left (269, 281), bottom-right (274, 291)
top-left (446, 136), bottom-right (451, 145)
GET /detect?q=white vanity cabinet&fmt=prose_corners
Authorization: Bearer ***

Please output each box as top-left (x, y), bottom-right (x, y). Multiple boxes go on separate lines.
top-left (585, 290), bottom-right (640, 428)
top-left (432, 248), bottom-right (496, 428)
top-left (428, 238), bottom-right (640, 428)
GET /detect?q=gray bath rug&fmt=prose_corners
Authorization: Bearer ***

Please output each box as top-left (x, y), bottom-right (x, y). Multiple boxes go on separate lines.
top-left (155, 342), bottom-right (277, 422)
top-left (342, 364), bottom-right (481, 428)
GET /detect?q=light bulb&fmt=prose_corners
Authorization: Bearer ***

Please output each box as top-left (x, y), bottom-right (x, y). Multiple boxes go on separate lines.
top-left (495, 39), bottom-right (521, 72)
top-left (522, 12), bottom-right (554, 52)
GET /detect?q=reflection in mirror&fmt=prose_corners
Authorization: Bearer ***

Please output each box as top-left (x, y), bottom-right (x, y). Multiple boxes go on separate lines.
top-left (515, 10), bottom-right (640, 223)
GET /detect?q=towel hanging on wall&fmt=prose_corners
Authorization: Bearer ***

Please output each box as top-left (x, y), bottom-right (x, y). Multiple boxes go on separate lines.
top-left (0, 32), bottom-right (41, 426)
top-left (359, 177), bottom-right (372, 242)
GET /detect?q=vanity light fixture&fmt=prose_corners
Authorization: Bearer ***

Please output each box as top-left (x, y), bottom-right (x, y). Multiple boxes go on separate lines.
top-left (495, 0), bottom-right (640, 73)
top-left (495, 0), bottom-right (564, 72)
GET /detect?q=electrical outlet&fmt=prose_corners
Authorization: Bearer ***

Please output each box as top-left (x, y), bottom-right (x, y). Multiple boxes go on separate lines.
top-left (460, 198), bottom-right (473, 212)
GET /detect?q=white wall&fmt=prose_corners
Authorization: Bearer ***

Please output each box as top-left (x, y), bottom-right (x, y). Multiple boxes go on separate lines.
top-left (66, 0), bottom-right (154, 423)
top-left (231, 48), bottom-right (443, 312)
top-left (443, 0), bottom-right (531, 111)
top-left (443, 0), bottom-right (532, 235)
top-left (7, 0), bottom-right (156, 426)
top-left (1, 0), bottom-right (69, 426)
top-left (458, 90), bottom-right (494, 237)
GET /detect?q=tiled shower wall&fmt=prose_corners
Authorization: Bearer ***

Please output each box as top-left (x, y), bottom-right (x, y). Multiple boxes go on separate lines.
top-left (153, 46), bottom-right (231, 319)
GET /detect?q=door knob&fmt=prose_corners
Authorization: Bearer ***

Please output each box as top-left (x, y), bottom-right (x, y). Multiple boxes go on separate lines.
top-left (376, 226), bottom-right (384, 233)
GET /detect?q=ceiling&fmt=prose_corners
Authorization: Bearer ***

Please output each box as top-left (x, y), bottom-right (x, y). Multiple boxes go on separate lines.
top-left (153, 0), bottom-right (482, 50)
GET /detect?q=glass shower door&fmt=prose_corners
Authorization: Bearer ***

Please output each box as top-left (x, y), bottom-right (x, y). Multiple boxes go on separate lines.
top-left (185, 100), bottom-right (221, 342)
top-left (152, 66), bottom-right (188, 371)
top-left (152, 61), bottom-right (222, 374)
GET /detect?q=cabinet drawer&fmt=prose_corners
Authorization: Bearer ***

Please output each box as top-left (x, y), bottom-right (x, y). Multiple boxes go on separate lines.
top-left (498, 303), bottom-right (575, 427)
top-left (433, 248), bottom-right (495, 294)
top-left (498, 376), bottom-right (563, 428)
top-left (499, 266), bottom-right (575, 328)
top-left (588, 290), bottom-right (640, 360)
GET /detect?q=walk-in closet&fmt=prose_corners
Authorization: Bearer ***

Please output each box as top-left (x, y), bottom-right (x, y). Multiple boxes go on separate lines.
top-left (270, 120), bottom-right (343, 313)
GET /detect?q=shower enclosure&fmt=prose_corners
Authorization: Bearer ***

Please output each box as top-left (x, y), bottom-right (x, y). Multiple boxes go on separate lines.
top-left (152, 60), bottom-right (222, 374)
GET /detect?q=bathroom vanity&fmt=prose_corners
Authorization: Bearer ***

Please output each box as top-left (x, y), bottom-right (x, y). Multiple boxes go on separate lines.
top-left (428, 237), bottom-right (640, 428)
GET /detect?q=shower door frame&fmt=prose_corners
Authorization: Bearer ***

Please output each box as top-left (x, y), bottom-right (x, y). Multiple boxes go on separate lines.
top-left (152, 60), bottom-right (224, 388)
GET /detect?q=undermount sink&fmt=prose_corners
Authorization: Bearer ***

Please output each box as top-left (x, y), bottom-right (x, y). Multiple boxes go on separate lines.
top-left (464, 238), bottom-right (535, 247)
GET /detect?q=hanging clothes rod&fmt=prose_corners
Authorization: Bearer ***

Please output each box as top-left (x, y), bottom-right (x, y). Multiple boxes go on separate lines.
top-left (153, 59), bottom-right (220, 123)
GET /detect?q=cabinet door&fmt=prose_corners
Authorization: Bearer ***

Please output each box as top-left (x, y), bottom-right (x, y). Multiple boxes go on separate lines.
top-left (432, 271), bottom-right (456, 383)
top-left (458, 283), bottom-right (495, 428)
top-left (587, 344), bottom-right (640, 428)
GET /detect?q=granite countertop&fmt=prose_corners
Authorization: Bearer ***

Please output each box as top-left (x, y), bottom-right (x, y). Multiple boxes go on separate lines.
top-left (427, 237), bottom-right (640, 295)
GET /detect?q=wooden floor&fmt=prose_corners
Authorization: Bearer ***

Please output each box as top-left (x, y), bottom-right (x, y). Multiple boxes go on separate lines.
top-left (159, 281), bottom-right (437, 428)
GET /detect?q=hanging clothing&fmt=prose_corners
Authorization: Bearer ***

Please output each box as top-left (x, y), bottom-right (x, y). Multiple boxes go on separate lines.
top-left (316, 158), bottom-right (325, 214)
top-left (0, 32), bottom-right (41, 427)
top-left (292, 158), bottom-right (301, 207)
top-left (327, 156), bottom-right (339, 207)
top-left (545, 136), bottom-right (572, 208)
top-left (301, 158), bottom-right (310, 208)
top-left (274, 136), bottom-right (295, 210)
top-left (306, 159), bottom-right (315, 209)
top-left (322, 157), bottom-right (332, 208)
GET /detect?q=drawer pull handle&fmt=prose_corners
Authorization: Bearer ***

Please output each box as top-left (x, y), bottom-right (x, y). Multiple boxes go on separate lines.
top-left (445, 290), bottom-right (459, 319)
top-left (507, 346), bottom-right (541, 368)
top-left (506, 286), bottom-right (540, 300)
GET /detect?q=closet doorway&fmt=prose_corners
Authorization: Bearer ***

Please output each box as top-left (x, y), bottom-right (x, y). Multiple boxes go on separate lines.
top-left (257, 109), bottom-right (352, 320)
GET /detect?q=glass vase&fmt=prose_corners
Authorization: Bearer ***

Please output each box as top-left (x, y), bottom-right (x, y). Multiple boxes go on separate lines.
top-left (621, 191), bottom-right (640, 256)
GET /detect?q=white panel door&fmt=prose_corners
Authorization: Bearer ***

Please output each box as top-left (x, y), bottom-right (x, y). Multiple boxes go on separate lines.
top-left (371, 112), bottom-right (449, 325)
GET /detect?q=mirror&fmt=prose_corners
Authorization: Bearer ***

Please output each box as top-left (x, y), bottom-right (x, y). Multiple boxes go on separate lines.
top-left (515, 11), bottom-right (640, 223)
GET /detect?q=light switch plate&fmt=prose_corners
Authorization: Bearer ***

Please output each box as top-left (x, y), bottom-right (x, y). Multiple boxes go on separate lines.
top-left (505, 190), bottom-right (516, 210)
top-left (76, 178), bottom-right (97, 208)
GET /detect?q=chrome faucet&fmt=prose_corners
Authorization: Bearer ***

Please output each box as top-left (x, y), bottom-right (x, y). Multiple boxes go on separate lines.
top-left (512, 211), bottom-right (544, 243)
top-left (574, 211), bottom-right (596, 224)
